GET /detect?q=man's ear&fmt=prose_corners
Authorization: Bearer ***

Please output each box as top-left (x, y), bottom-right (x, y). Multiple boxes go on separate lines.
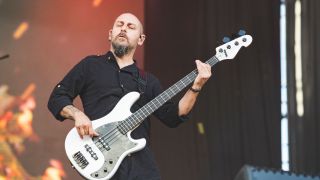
top-left (108, 30), bottom-right (112, 41)
top-left (138, 34), bottom-right (146, 46)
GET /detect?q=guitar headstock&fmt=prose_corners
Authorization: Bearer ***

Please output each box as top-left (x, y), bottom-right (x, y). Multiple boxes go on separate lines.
top-left (215, 30), bottom-right (253, 61)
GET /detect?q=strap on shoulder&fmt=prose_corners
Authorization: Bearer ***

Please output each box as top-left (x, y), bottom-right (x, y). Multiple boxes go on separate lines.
top-left (137, 68), bottom-right (147, 94)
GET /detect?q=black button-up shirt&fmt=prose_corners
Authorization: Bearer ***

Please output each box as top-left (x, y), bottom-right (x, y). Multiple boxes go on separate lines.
top-left (48, 51), bottom-right (188, 179)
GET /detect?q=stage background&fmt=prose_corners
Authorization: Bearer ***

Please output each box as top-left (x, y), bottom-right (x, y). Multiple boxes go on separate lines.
top-left (0, 0), bottom-right (144, 179)
top-left (286, 0), bottom-right (320, 175)
top-left (1, 0), bottom-right (319, 179)
top-left (145, 0), bottom-right (281, 180)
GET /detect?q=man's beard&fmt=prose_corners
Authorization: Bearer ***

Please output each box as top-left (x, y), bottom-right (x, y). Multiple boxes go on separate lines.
top-left (111, 41), bottom-right (132, 58)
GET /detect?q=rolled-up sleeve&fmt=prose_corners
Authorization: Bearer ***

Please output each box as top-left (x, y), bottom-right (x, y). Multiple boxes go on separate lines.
top-left (47, 59), bottom-right (87, 121)
top-left (149, 74), bottom-right (190, 128)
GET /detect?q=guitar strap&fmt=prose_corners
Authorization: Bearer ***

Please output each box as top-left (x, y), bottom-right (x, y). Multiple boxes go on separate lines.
top-left (134, 68), bottom-right (149, 108)
top-left (137, 68), bottom-right (147, 94)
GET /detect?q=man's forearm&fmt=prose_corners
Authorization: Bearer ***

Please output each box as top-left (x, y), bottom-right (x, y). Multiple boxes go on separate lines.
top-left (178, 85), bottom-right (200, 116)
top-left (178, 60), bottom-right (211, 116)
top-left (60, 105), bottom-right (97, 138)
top-left (60, 105), bottom-right (82, 120)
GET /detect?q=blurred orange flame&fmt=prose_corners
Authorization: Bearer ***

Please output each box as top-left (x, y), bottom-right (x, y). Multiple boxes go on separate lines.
top-left (42, 159), bottom-right (66, 180)
top-left (19, 96), bottom-right (36, 112)
top-left (0, 84), bottom-right (66, 179)
top-left (13, 22), bottom-right (29, 40)
top-left (17, 109), bottom-right (33, 136)
top-left (20, 83), bottom-right (35, 102)
top-left (93, 0), bottom-right (103, 7)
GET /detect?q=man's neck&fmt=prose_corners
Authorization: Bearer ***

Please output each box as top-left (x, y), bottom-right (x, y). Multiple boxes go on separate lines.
top-left (111, 50), bottom-right (135, 69)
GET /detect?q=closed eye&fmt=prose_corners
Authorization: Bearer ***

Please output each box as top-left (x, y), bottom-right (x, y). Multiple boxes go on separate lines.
top-left (128, 23), bottom-right (136, 30)
top-left (116, 21), bottom-right (124, 27)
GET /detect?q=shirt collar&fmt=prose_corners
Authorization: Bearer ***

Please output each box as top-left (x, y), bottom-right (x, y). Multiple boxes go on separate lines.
top-left (105, 51), bottom-right (139, 74)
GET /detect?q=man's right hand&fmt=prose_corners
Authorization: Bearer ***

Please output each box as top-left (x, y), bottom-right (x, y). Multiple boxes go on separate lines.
top-left (61, 105), bottom-right (99, 139)
top-left (74, 111), bottom-right (99, 139)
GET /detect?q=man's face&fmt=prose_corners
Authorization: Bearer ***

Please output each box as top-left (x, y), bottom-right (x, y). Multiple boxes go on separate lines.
top-left (109, 13), bottom-right (145, 54)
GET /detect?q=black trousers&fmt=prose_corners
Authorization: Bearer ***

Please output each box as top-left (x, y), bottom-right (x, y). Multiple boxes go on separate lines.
top-left (111, 148), bottom-right (161, 180)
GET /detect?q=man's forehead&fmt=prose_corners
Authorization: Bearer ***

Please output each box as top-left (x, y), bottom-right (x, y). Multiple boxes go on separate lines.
top-left (115, 13), bottom-right (141, 25)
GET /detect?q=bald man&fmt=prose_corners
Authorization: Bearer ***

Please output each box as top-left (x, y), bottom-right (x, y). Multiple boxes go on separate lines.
top-left (48, 13), bottom-right (211, 179)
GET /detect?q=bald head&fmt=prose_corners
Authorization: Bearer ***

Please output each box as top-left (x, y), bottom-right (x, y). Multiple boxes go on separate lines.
top-left (115, 13), bottom-right (144, 34)
top-left (109, 13), bottom-right (146, 57)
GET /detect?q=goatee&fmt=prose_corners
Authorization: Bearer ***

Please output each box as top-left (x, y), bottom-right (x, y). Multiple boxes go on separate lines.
top-left (112, 42), bottom-right (132, 58)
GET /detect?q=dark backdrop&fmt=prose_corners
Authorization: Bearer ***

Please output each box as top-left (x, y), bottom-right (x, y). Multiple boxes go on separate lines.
top-left (299, 0), bottom-right (320, 174)
top-left (145, 0), bottom-right (281, 179)
top-left (287, 0), bottom-right (320, 175)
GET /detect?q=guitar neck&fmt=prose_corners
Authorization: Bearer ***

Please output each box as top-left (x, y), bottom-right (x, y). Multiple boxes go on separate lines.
top-left (118, 55), bottom-right (220, 132)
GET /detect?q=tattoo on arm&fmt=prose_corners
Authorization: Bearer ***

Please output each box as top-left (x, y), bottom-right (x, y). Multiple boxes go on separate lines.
top-left (61, 105), bottom-right (81, 120)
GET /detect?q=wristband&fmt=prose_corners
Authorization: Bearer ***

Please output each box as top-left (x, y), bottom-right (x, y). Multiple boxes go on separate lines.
top-left (190, 86), bottom-right (201, 93)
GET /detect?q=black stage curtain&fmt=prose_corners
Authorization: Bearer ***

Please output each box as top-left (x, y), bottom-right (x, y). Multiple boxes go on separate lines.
top-left (288, 0), bottom-right (320, 174)
top-left (145, 0), bottom-right (281, 180)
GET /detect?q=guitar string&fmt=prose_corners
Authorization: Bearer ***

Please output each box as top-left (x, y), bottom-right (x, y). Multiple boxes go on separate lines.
top-left (94, 114), bottom-right (143, 149)
top-left (91, 56), bottom-right (219, 151)
top-left (95, 107), bottom-right (160, 149)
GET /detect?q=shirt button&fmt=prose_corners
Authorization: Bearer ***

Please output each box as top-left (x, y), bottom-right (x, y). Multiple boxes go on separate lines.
top-left (120, 84), bottom-right (124, 88)
top-left (57, 85), bottom-right (61, 88)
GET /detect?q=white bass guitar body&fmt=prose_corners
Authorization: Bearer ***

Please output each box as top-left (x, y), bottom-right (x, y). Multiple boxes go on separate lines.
top-left (65, 92), bottom-right (145, 180)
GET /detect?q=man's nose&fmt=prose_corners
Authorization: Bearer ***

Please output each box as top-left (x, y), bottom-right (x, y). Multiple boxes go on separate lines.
top-left (120, 25), bottom-right (127, 31)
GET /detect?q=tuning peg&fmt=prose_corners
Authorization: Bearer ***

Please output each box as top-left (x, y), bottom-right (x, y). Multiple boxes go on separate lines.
top-left (238, 30), bottom-right (246, 36)
top-left (222, 37), bottom-right (231, 43)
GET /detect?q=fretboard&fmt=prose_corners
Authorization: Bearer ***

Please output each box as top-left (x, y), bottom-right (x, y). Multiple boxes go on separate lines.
top-left (118, 55), bottom-right (220, 133)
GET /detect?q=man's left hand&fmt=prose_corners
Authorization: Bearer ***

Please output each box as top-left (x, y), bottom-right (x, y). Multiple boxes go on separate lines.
top-left (192, 60), bottom-right (212, 89)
